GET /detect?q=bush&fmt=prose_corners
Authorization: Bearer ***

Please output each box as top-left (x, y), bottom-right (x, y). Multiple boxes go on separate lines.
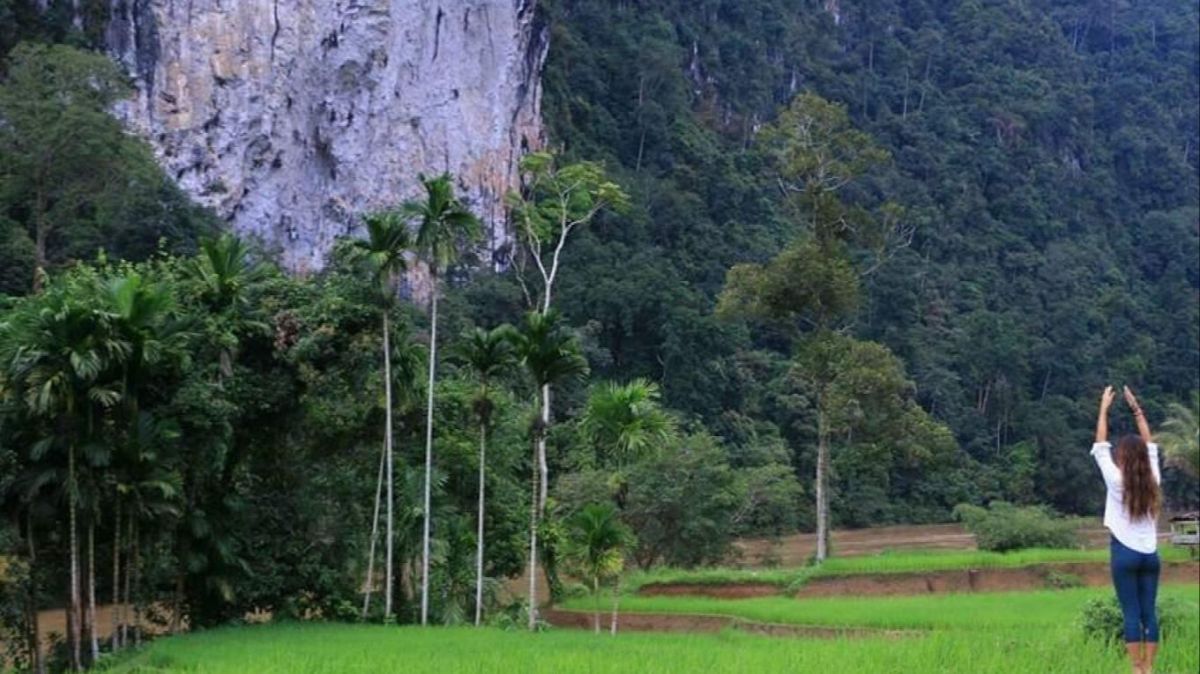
top-left (1043, 570), bottom-right (1084, 589)
top-left (1080, 595), bottom-right (1190, 645)
top-left (953, 501), bottom-right (1078, 552)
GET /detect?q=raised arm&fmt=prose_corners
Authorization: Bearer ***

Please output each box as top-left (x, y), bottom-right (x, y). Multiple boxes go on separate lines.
top-left (1091, 386), bottom-right (1121, 488)
top-left (1123, 386), bottom-right (1152, 444)
top-left (1095, 386), bottom-right (1116, 443)
top-left (1123, 386), bottom-right (1161, 484)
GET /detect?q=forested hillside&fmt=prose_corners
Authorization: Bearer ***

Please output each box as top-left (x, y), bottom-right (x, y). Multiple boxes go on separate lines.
top-left (0, 1), bottom-right (1198, 665)
top-left (521, 0), bottom-right (1200, 517)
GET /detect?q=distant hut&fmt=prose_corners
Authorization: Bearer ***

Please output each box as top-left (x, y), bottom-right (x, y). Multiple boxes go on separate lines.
top-left (1168, 511), bottom-right (1199, 559)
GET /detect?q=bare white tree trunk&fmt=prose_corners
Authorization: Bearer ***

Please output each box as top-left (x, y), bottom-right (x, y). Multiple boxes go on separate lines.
top-left (474, 423), bottom-right (486, 626)
top-left (527, 434), bottom-right (539, 630)
top-left (420, 289), bottom-right (439, 626)
top-left (112, 503), bottom-right (121, 651)
top-left (131, 522), bottom-right (141, 647)
top-left (593, 578), bottom-right (600, 634)
top-left (68, 443), bottom-right (81, 671)
top-left (610, 576), bottom-right (620, 636)
top-left (815, 406), bottom-right (830, 563)
top-left (383, 312), bottom-right (395, 621)
top-left (122, 516), bottom-right (132, 646)
top-left (538, 385), bottom-right (550, 514)
top-left (87, 523), bottom-right (98, 663)
top-left (362, 444), bottom-right (385, 619)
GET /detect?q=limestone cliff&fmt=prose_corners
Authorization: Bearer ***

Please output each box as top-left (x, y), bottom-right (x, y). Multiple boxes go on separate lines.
top-left (106, 0), bottom-right (547, 273)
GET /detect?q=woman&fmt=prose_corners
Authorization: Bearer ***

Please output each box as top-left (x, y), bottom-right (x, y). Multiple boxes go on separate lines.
top-left (1092, 385), bottom-right (1162, 674)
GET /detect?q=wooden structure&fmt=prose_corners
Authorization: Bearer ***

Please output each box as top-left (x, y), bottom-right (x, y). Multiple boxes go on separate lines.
top-left (1168, 511), bottom-right (1199, 559)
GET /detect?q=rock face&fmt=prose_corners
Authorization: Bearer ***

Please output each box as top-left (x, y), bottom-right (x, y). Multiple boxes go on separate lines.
top-left (106, 0), bottom-right (547, 273)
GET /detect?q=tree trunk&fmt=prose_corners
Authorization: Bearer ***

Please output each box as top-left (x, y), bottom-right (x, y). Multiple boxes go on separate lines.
top-left (815, 405), bottom-right (830, 563)
top-left (420, 288), bottom-right (439, 626)
top-left (122, 515), bottom-right (132, 647)
top-left (132, 522), bottom-right (141, 646)
top-left (112, 503), bottom-right (121, 651)
top-left (538, 384), bottom-right (550, 515)
top-left (87, 523), bottom-right (98, 664)
top-left (592, 578), bottom-right (600, 634)
top-left (68, 442), bottom-right (82, 671)
top-left (474, 422), bottom-right (486, 626)
top-left (610, 576), bottom-right (620, 636)
top-left (26, 512), bottom-right (44, 674)
top-left (32, 186), bottom-right (48, 293)
top-left (363, 442), bottom-right (386, 619)
top-left (527, 434), bottom-right (540, 630)
top-left (383, 312), bottom-right (395, 621)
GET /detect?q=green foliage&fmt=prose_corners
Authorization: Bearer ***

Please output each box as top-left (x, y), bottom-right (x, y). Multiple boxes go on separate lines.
top-left (407, 172), bottom-right (482, 275)
top-left (1156, 392), bottom-right (1199, 477)
top-left (534, 0), bottom-right (1200, 522)
top-left (0, 43), bottom-right (214, 295)
top-left (620, 432), bottom-right (742, 569)
top-left (562, 501), bottom-right (633, 628)
top-left (580, 378), bottom-right (676, 467)
top-left (1044, 570), bottom-right (1083, 590)
top-left (1079, 595), bottom-right (1191, 646)
top-left (954, 502), bottom-right (1078, 552)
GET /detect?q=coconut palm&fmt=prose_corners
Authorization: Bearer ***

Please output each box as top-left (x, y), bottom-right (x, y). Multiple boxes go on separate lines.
top-left (405, 173), bottom-right (481, 625)
top-left (1157, 392), bottom-right (1199, 477)
top-left (450, 326), bottom-right (515, 625)
top-left (350, 211), bottom-right (414, 622)
top-left (562, 503), bottom-right (632, 635)
top-left (506, 310), bottom-right (588, 629)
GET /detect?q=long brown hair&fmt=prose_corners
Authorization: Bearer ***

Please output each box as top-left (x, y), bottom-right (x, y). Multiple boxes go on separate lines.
top-left (1115, 434), bottom-right (1161, 521)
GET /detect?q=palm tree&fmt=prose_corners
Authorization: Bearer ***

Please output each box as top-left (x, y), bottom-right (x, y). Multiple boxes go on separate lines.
top-left (450, 326), bottom-right (515, 625)
top-left (360, 320), bottom-right (425, 619)
top-left (405, 173), bottom-right (481, 625)
top-left (1, 272), bottom-right (126, 671)
top-left (582, 378), bottom-right (676, 470)
top-left (1157, 392), bottom-right (1199, 477)
top-left (506, 310), bottom-right (588, 629)
top-left (350, 212), bottom-right (414, 622)
top-left (562, 503), bottom-right (632, 635)
top-left (103, 270), bottom-right (181, 651)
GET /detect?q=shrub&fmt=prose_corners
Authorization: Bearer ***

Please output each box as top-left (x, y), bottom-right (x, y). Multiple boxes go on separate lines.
top-left (1043, 570), bottom-right (1083, 589)
top-left (1080, 595), bottom-right (1190, 646)
top-left (953, 501), bottom-right (1078, 552)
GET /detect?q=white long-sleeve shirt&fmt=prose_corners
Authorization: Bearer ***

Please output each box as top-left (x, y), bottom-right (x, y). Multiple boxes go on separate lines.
top-left (1090, 441), bottom-right (1161, 553)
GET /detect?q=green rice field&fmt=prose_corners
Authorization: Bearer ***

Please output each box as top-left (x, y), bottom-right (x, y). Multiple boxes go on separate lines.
top-left (103, 584), bottom-right (1200, 673)
top-left (560, 584), bottom-right (1200, 631)
top-left (624, 546), bottom-right (1196, 591)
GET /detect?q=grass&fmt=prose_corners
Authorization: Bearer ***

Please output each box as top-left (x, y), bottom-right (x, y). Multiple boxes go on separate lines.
top-left (101, 618), bottom-right (1200, 674)
top-left (560, 584), bottom-right (1200, 631)
top-left (95, 548), bottom-right (1200, 673)
top-left (623, 545), bottom-right (1196, 592)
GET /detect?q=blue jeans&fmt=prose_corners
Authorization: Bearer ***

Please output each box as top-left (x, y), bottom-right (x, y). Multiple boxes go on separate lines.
top-left (1110, 536), bottom-right (1160, 643)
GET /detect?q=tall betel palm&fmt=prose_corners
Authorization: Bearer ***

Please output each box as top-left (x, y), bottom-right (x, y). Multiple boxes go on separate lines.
top-left (1157, 392), bottom-right (1199, 478)
top-left (507, 310), bottom-right (588, 629)
top-left (405, 173), bottom-right (481, 625)
top-left (0, 271), bottom-right (127, 671)
top-left (450, 327), bottom-right (515, 625)
top-left (351, 211), bottom-right (414, 622)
